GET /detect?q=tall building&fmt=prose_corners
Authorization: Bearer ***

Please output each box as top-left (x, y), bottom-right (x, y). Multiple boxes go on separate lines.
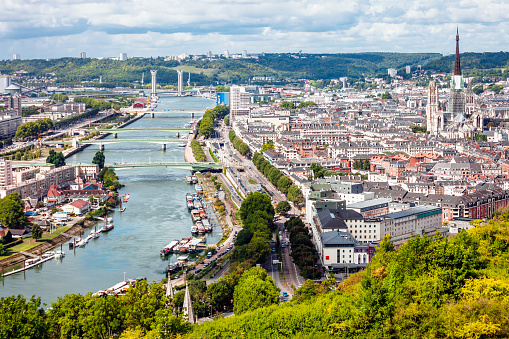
top-left (120, 52), bottom-right (127, 61)
top-left (230, 86), bottom-right (250, 121)
top-left (388, 68), bottom-right (397, 77)
top-left (12, 54), bottom-right (20, 60)
top-left (80, 52), bottom-right (87, 58)
top-left (177, 70), bottom-right (183, 97)
top-left (426, 28), bottom-right (483, 139)
top-left (224, 50), bottom-right (229, 58)
top-left (405, 65), bottom-right (411, 74)
top-left (0, 159), bottom-right (13, 187)
top-left (206, 50), bottom-right (212, 58)
top-left (242, 50), bottom-right (247, 58)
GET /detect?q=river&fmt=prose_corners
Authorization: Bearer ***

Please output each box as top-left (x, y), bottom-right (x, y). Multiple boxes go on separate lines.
top-left (0, 95), bottom-right (217, 306)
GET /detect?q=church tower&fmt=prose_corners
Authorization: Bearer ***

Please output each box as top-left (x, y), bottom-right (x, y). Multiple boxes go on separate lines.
top-left (426, 80), bottom-right (441, 135)
top-left (449, 28), bottom-right (465, 119)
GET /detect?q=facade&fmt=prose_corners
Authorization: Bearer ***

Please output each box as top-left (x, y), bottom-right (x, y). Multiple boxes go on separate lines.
top-left (426, 29), bottom-right (483, 139)
top-left (0, 159), bottom-right (13, 187)
top-left (0, 165), bottom-right (76, 199)
top-left (216, 92), bottom-right (230, 106)
top-left (62, 199), bottom-right (90, 215)
top-left (347, 198), bottom-right (391, 218)
top-left (230, 86), bottom-right (250, 120)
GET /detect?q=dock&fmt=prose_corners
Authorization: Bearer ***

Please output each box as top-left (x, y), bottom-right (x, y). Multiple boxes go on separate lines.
top-left (2, 253), bottom-right (56, 277)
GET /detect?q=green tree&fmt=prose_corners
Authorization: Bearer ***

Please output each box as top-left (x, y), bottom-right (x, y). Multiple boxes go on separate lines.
top-left (287, 185), bottom-right (304, 205)
top-left (275, 201), bottom-right (291, 215)
top-left (46, 149), bottom-right (65, 167)
top-left (382, 91), bottom-right (392, 99)
top-left (31, 224), bottom-right (43, 241)
top-left (475, 134), bottom-right (488, 141)
top-left (224, 114), bottom-right (230, 126)
top-left (92, 150), bottom-right (105, 170)
top-left (207, 278), bottom-right (235, 314)
top-left (0, 296), bottom-right (49, 339)
top-left (122, 280), bottom-right (165, 333)
top-left (279, 101), bottom-right (295, 110)
top-left (277, 176), bottom-right (293, 195)
top-left (486, 121), bottom-right (496, 128)
top-left (233, 267), bottom-right (279, 315)
top-left (246, 235), bottom-right (271, 264)
top-left (0, 193), bottom-right (26, 229)
top-left (239, 192), bottom-right (274, 222)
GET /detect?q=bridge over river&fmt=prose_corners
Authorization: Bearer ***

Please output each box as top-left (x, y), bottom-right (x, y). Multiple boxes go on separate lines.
top-left (106, 161), bottom-right (223, 172)
top-left (86, 127), bottom-right (190, 133)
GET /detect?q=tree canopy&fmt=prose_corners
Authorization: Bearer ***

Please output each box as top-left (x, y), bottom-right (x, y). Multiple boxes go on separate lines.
top-left (46, 149), bottom-right (65, 167)
top-left (0, 193), bottom-right (26, 229)
top-left (92, 150), bottom-right (105, 170)
top-left (233, 267), bottom-right (279, 315)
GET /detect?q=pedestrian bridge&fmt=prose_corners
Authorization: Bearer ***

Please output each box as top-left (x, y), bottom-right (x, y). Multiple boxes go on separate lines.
top-left (106, 162), bottom-right (223, 172)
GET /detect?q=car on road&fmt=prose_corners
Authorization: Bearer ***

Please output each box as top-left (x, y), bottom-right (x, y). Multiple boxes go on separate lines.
top-left (282, 292), bottom-right (288, 297)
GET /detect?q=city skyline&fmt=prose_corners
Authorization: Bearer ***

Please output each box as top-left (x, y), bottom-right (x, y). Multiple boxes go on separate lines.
top-left (2, 0), bottom-right (509, 60)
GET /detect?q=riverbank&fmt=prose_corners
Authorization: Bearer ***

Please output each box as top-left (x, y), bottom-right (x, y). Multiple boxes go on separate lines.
top-left (0, 218), bottom-right (96, 272)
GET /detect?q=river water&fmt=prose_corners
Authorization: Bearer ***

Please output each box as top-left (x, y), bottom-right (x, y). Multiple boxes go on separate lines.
top-left (0, 95), bottom-right (217, 306)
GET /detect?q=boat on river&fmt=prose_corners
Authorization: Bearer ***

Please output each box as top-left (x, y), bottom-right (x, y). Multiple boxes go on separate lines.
top-left (160, 240), bottom-right (180, 257)
top-left (196, 221), bottom-right (205, 234)
top-left (186, 176), bottom-right (192, 184)
top-left (100, 223), bottom-right (114, 233)
top-left (195, 184), bottom-right (203, 194)
top-left (191, 224), bottom-right (198, 234)
top-left (178, 142), bottom-right (187, 147)
top-left (122, 194), bottom-right (130, 203)
top-left (202, 218), bottom-right (212, 232)
top-left (191, 176), bottom-right (198, 184)
top-left (191, 210), bottom-right (201, 223)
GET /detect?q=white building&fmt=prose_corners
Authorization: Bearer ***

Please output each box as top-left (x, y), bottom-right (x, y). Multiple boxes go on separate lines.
top-left (230, 86), bottom-right (250, 121)
top-left (388, 68), bottom-right (397, 77)
top-left (119, 53), bottom-right (127, 61)
top-left (12, 54), bottom-right (20, 60)
top-left (80, 52), bottom-right (87, 59)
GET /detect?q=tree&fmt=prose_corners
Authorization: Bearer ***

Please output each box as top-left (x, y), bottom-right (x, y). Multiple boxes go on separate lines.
top-left (381, 91), bottom-right (392, 99)
top-left (475, 134), bottom-right (488, 141)
top-left (486, 121), bottom-right (496, 128)
top-left (0, 193), bottom-right (26, 229)
top-left (275, 201), bottom-right (291, 215)
top-left (224, 115), bottom-right (230, 126)
top-left (287, 185), bottom-right (304, 205)
top-left (260, 142), bottom-right (275, 153)
top-left (277, 176), bottom-right (293, 195)
top-left (207, 278), bottom-right (235, 313)
top-left (46, 149), bottom-right (65, 167)
top-left (239, 192), bottom-right (274, 222)
top-left (92, 150), bottom-right (105, 170)
top-left (31, 224), bottom-right (43, 241)
top-left (233, 267), bottom-right (279, 315)
top-left (246, 235), bottom-right (271, 264)
top-left (279, 101), bottom-right (295, 110)
top-left (0, 296), bottom-right (49, 339)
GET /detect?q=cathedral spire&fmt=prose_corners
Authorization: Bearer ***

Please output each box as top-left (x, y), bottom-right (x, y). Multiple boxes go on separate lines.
top-left (454, 27), bottom-right (461, 76)
top-left (182, 281), bottom-right (195, 324)
top-left (165, 274), bottom-right (174, 299)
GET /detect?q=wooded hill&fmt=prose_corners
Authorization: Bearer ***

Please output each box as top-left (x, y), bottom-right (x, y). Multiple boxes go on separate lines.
top-left (2, 51), bottom-right (509, 87)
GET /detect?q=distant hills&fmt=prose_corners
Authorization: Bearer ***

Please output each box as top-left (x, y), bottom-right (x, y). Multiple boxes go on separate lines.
top-left (0, 51), bottom-right (508, 86)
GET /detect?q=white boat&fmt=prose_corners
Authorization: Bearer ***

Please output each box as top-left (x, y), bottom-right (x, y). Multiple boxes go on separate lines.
top-left (186, 176), bottom-right (192, 184)
top-left (193, 200), bottom-right (202, 209)
top-left (195, 184), bottom-right (203, 194)
top-left (178, 142), bottom-right (187, 147)
top-left (191, 225), bottom-right (198, 234)
top-left (55, 250), bottom-right (65, 259)
top-left (77, 239), bottom-right (87, 247)
top-left (25, 258), bottom-right (40, 266)
top-left (101, 223), bottom-right (114, 233)
top-left (191, 176), bottom-right (198, 184)
top-left (42, 251), bottom-right (55, 259)
top-left (196, 221), bottom-right (205, 234)
top-left (90, 231), bottom-right (100, 239)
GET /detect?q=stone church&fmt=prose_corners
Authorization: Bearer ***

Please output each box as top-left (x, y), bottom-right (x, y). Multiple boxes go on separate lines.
top-left (426, 29), bottom-right (484, 139)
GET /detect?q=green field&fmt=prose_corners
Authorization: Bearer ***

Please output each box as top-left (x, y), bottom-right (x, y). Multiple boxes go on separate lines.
top-left (171, 65), bottom-right (217, 76)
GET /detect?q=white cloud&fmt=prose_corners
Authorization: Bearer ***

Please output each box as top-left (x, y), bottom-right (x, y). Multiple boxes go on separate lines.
top-left (1, 0), bottom-right (508, 59)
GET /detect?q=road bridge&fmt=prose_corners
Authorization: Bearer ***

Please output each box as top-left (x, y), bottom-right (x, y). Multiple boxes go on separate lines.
top-left (106, 162), bottom-right (223, 172)
top-left (86, 128), bottom-right (190, 133)
top-left (125, 110), bottom-right (206, 114)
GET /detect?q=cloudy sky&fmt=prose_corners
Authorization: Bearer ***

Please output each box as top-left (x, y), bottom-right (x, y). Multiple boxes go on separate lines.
top-left (2, 0), bottom-right (508, 60)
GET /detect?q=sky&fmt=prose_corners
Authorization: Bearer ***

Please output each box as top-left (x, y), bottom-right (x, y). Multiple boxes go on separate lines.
top-left (2, 0), bottom-right (509, 60)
